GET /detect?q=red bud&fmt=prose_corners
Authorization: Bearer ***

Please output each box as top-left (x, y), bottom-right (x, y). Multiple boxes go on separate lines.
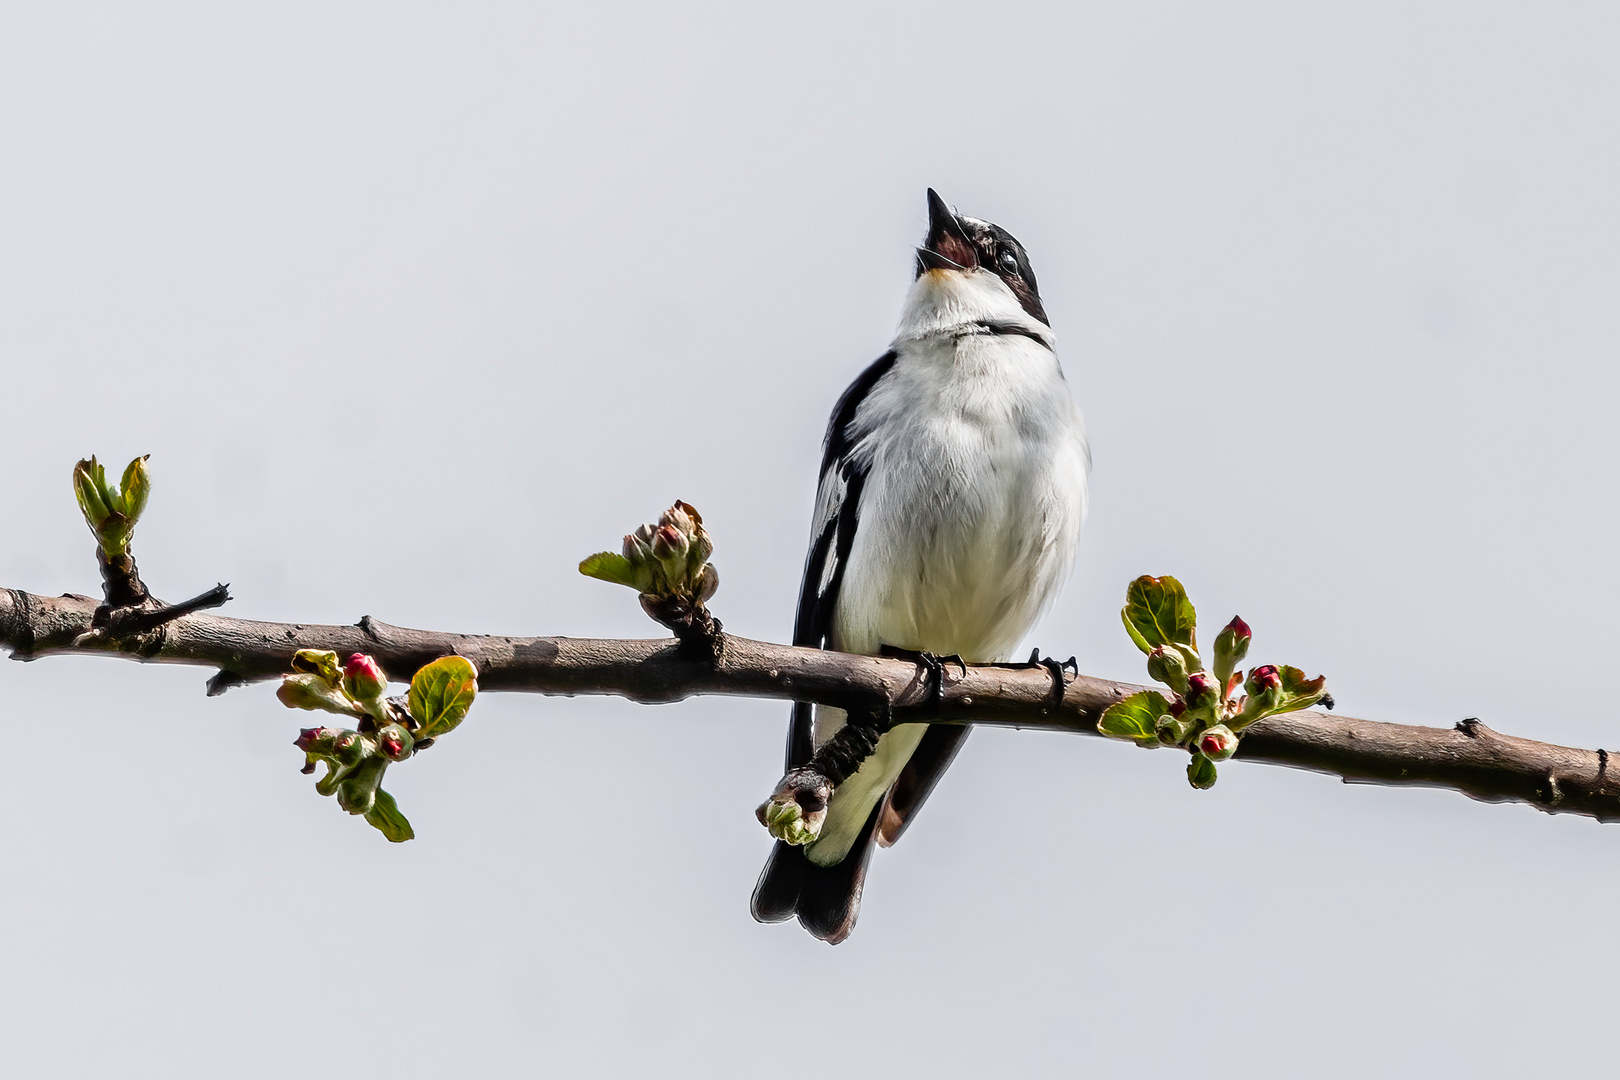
top-left (1186, 672), bottom-right (1218, 700)
top-left (652, 524), bottom-right (689, 563)
top-left (342, 653), bottom-right (388, 700)
top-left (294, 726), bottom-right (334, 752)
top-left (1248, 664), bottom-right (1281, 692)
top-left (1224, 616), bottom-right (1251, 642)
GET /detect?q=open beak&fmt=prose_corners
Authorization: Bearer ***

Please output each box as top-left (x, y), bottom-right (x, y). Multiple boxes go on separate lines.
top-left (917, 188), bottom-right (977, 273)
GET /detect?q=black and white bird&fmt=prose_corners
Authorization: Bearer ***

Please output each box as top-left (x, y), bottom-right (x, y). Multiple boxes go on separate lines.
top-left (751, 190), bottom-right (1091, 943)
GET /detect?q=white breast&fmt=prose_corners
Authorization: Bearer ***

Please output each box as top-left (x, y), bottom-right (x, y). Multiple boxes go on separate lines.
top-left (833, 329), bottom-right (1089, 662)
top-left (803, 321), bottom-right (1090, 867)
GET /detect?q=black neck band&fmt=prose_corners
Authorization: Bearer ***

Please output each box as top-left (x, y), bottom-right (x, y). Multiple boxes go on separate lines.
top-left (966, 321), bottom-right (1052, 350)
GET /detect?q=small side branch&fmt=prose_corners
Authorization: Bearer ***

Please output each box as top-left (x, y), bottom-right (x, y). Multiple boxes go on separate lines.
top-left (0, 586), bottom-right (1615, 823)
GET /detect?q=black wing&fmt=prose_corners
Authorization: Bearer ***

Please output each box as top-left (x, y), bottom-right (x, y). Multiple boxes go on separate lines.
top-left (751, 351), bottom-right (897, 942)
top-left (783, 350), bottom-right (898, 768)
top-left (786, 348), bottom-right (971, 849)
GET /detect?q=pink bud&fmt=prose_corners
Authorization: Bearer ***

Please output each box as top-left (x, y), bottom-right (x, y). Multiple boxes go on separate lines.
top-left (1185, 672), bottom-right (1218, 701)
top-left (375, 723), bottom-right (414, 761)
top-left (1249, 664), bottom-right (1282, 692)
top-left (294, 726), bottom-right (334, 752)
top-left (1199, 729), bottom-right (1235, 758)
top-left (342, 653), bottom-right (387, 700)
top-left (652, 524), bottom-right (689, 562)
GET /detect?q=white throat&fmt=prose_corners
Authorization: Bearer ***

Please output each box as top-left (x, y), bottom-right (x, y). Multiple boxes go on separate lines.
top-left (891, 268), bottom-right (1053, 348)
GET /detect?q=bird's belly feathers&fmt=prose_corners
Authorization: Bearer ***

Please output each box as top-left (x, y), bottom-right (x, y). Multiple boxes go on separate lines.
top-left (804, 333), bottom-right (1088, 866)
top-left (838, 457), bottom-right (1060, 663)
top-left (831, 337), bottom-right (1086, 664)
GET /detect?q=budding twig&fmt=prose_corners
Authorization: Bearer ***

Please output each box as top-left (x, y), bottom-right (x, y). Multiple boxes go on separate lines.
top-left (2, 586), bottom-right (1618, 826)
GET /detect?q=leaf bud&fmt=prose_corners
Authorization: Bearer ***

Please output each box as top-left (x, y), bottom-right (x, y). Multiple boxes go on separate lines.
top-left (1155, 713), bottom-right (1194, 746)
top-left (1146, 646), bottom-right (1190, 693)
top-left (73, 458), bottom-right (111, 529)
top-left (757, 795), bottom-right (824, 847)
top-left (1197, 724), bottom-right (1238, 762)
top-left (117, 456), bottom-right (151, 524)
top-left (331, 730), bottom-right (369, 767)
top-left (689, 528), bottom-right (714, 570)
top-left (1187, 752), bottom-right (1219, 790)
top-left (336, 756), bottom-right (388, 816)
top-left (693, 563), bottom-right (719, 604)
top-left (622, 527), bottom-right (655, 565)
top-left (342, 653), bottom-right (388, 701)
top-left (290, 649), bottom-right (344, 688)
top-left (277, 674), bottom-right (360, 716)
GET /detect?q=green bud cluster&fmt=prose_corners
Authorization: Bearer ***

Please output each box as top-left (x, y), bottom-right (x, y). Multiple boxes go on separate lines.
top-left (758, 795), bottom-right (825, 847)
top-left (278, 650), bottom-right (479, 842)
top-left (579, 501), bottom-right (719, 607)
top-left (72, 455), bottom-right (151, 557)
top-left (1098, 576), bottom-right (1329, 790)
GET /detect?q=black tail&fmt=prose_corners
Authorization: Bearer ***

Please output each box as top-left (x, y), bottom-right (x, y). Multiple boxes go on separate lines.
top-left (749, 805), bottom-right (881, 945)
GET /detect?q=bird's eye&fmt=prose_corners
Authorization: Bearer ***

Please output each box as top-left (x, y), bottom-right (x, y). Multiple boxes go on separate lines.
top-left (996, 249), bottom-right (1019, 274)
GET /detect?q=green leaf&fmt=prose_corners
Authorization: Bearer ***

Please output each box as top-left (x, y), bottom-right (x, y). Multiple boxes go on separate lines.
top-left (314, 756), bottom-right (351, 797)
top-left (579, 551), bottom-right (642, 588)
top-left (1121, 575), bottom-right (1197, 656)
top-left (365, 788), bottom-right (414, 842)
top-left (1275, 665), bottom-right (1327, 713)
top-left (87, 458), bottom-right (112, 508)
top-left (117, 455), bottom-right (150, 521)
top-left (408, 655), bottom-right (478, 739)
top-left (1097, 690), bottom-right (1171, 746)
top-left (291, 648), bottom-right (343, 688)
top-left (73, 458), bottom-right (110, 527)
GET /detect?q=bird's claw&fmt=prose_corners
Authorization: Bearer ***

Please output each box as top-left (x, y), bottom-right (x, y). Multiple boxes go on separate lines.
top-left (1023, 649), bottom-right (1077, 707)
top-left (756, 767), bottom-right (832, 846)
top-left (880, 645), bottom-right (967, 713)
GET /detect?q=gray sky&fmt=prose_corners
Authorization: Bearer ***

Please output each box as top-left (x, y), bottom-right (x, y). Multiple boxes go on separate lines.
top-left (3, 2), bottom-right (1618, 1076)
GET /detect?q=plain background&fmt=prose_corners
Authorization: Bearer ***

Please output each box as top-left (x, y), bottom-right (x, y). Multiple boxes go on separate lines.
top-left (3, 3), bottom-right (1618, 1076)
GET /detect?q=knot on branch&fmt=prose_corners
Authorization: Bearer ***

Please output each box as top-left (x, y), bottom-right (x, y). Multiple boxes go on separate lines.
top-left (79, 577), bottom-right (232, 652)
top-left (95, 549), bottom-right (149, 612)
top-left (640, 594), bottom-right (725, 662)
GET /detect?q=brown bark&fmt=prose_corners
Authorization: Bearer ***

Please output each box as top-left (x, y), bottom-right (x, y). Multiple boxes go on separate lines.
top-left (2, 585), bottom-right (1613, 823)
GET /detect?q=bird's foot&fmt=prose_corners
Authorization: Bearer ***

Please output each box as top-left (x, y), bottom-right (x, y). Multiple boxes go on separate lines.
top-left (1015, 648), bottom-right (1078, 708)
top-left (879, 645), bottom-right (967, 714)
top-left (756, 767), bottom-right (832, 846)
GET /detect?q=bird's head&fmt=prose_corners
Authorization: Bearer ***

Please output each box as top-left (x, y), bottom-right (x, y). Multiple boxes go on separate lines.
top-left (912, 188), bottom-right (1048, 328)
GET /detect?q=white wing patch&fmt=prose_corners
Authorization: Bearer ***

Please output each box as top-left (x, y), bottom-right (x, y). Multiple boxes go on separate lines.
top-left (811, 464), bottom-right (847, 599)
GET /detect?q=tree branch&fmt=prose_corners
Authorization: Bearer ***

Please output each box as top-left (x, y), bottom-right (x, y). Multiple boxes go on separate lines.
top-left (2, 585), bottom-right (1614, 823)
